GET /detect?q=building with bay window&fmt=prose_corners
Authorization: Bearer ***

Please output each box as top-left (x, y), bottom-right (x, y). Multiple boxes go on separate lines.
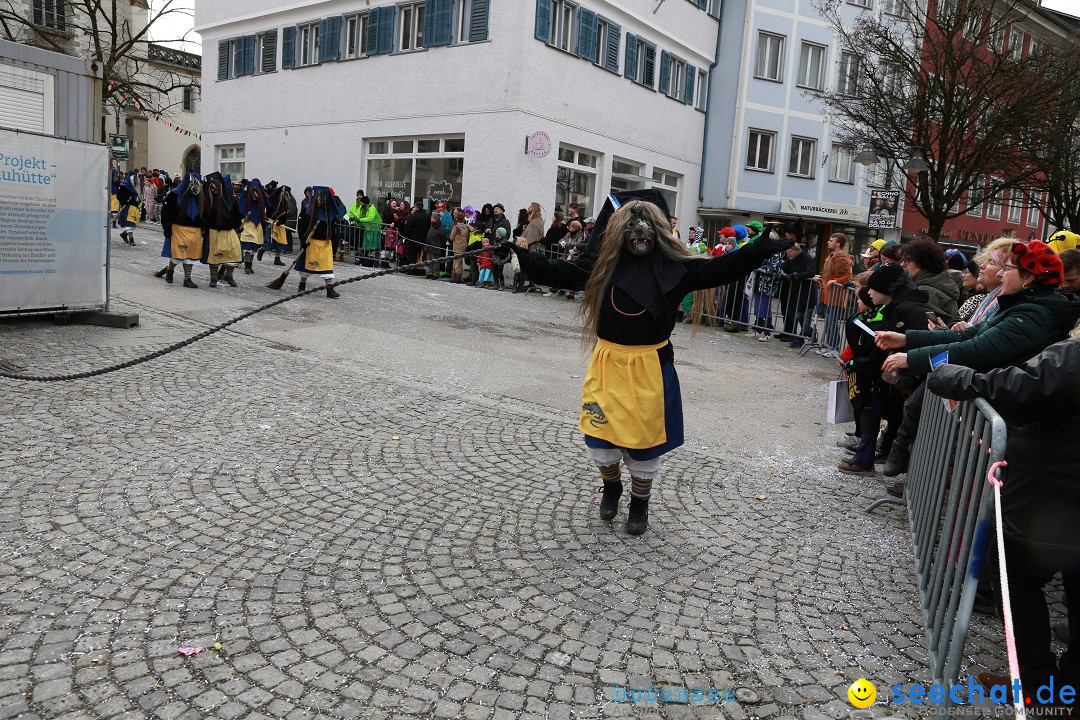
top-left (195, 0), bottom-right (720, 223)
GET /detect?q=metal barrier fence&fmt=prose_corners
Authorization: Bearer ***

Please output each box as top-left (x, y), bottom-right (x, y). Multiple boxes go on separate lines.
top-left (866, 388), bottom-right (1007, 706)
top-left (693, 271), bottom-right (823, 347)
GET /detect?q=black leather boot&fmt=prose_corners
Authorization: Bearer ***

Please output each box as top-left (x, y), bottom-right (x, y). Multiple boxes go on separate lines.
top-left (154, 267), bottom-right (168, 278)
top-left (182, 266), bottom-right (197, 289)
top-left (274, 255), bottom-right (285, 266)
top-left (325, 280), bottom-right (340, 299)
top-left (298, 278), bottom-right (307, 292)
top-left (257, 246), bottom-right (265, 261)
top-left (223, 266), bottom-right (238, 287)
top-left (164, 263), bottom-right (175, 284)
top-left (598, 481), bottom-right (623, 521)
top-left (209, 266), bottom-right (218, 288)
top-left (244, 259), bottom-right (254, 275)
top-left (626, 496), bottom-right (649, 536)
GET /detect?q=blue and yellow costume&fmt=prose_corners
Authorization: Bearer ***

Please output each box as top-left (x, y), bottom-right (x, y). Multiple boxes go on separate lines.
top-left (510, 191), bottom-right (790, 534)
top-left (203, 172), bottom-right (243, 287)
top-left (295, 186), bottom-right (346, 298)
top-left (114, 170), bottom-right (140, 245)
top-left (157, 172), bottom-right (204, 288)
top-left (237, 179), bottom-right (269, 274)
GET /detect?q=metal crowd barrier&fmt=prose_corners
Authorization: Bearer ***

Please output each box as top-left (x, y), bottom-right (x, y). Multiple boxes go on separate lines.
top-left (813, 284), bottom-right (859, 358)
top-left (866, 388), bottom-right (1007, 705)
top-left (694, 270), bottom-right (821, 346)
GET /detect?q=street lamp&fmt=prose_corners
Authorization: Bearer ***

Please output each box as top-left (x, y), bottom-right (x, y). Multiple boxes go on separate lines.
top-left (903, 147), bottom-right (930, 173)
top-left (854, 145), bottom-right (880, 166)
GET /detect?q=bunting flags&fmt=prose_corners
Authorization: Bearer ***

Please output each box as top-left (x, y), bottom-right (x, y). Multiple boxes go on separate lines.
top-left (108, 82), bottom-right (202, 140)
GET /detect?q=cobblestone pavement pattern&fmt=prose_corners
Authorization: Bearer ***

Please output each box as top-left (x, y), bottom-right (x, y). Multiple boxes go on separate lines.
top-left (0, 226), bottom-right (1028, 719)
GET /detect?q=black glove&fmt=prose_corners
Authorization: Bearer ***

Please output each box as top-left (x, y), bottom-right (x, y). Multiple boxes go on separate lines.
top-left (754, 230), bottom-right (795, 255)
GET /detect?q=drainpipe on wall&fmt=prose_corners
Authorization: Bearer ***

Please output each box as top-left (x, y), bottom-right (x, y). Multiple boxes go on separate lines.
top-left (698, 2), bottom-right (724, 204)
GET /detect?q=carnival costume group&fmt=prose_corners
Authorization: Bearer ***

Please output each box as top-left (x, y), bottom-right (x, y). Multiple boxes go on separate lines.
top-left (144, 173), bottom-right (345, 298)
top-left (508, 190), bottom-right (792, 535)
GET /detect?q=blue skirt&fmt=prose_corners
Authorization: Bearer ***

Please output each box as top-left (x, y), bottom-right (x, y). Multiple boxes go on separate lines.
top-left (584, 358), bottom-right (684, 460)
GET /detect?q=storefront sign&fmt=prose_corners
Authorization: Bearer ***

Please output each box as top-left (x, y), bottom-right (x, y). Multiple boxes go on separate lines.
top-left (781, 197), bottom-right (865, 223)
top-left (109, 134), bottom-right (129, 160)
top-left (867, 190), bottom-right (899, 229)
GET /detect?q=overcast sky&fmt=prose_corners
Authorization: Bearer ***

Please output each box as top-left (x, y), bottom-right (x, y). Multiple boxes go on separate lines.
top-left (1043, 0), bottom-right (1080, 14)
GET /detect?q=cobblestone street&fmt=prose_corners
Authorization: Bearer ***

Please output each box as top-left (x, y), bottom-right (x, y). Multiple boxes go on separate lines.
top-left (0, 227), bottom-right (1019, 719)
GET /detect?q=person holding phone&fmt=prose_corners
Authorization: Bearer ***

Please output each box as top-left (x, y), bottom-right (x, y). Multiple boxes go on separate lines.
top-left (874, 241), bottom-right (1079, 483)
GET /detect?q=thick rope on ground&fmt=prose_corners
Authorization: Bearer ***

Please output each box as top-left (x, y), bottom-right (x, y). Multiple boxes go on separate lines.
top-left (1, 247), bottom-right (490, 383)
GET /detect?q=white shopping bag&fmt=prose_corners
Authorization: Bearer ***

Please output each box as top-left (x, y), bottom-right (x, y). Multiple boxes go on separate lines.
top-left (827, 378), bottom-right (855, 424)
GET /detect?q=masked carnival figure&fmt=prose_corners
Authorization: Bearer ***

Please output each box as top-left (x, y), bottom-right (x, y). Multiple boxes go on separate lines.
top-left (296, 186), bottom-right (346, 298)
top-left (115, 170), bottom-right (141, 245)
top-left (203, 172), bottom-right (243, 288)
top-left (265, 183), bottom-right (294, 267)
top-left (237, 179), bottom-right (270, 274)
top-left (158, 173), bottom-right (205, 288)
top-left (507, 191), bottom-right (792, 535)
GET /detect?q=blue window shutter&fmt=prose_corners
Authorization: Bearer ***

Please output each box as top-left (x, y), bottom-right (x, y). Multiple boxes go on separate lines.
top-left (535, 0), bottom-right (551, 43)
top-left (282, 26), bottom-right (296, 69)
top-left (576, 8), bottom-right (597, 60)
top-left (684, 63), bottom-right (696, 104)
top-left (378, 6), bottom-right (395, 54)
top-left (318, 17), bottom-right (341, 61)
top-left (425, 0), bottom-right (453, 47)
top-left (643, 42), bottom-right (656, 87)
top-left (367, 10), bottom-right (380, 54)
top-left (604, 22), bottom-right (620, 73)
top-left (217, 41), bottom-right (229, 80)
top-left (659, 50), bottom-right (671, 94)
top-left (469, 0), bottom-right (489, 42)
top-left (242, 35), bottom-right (256, 75)
top-left (624, 33), bottom-right (638, 81)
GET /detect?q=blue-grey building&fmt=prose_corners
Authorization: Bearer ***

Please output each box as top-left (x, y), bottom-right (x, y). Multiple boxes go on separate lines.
top-left (700, 0), bottom-right (903, 260)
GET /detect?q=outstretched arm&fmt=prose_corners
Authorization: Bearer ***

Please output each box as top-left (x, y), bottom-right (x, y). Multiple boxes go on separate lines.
top-left (683, 236), bottom-right (792, 291)
top-left (509, 244), bottom-right (593, 291)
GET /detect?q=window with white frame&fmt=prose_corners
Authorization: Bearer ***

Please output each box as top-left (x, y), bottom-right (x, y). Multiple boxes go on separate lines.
top-left (610, 158), bottom-right (645, 193)
top-left (797, 42), bottom-right (826, 90)
top-left (881, 0), bottom-right (901, 15)
top-left (219, 145), bottom-right (245, 178)
top-left (592, 17), bottom-right (613, 65)
top-left (1006, 190), bottom-right (1022, 224)
top-left (867, 157), bottom-right (892, 188)
top-left (1009, 28), bottom-right (1023, 61)
top-left (847, 0), bottom-right (871, 8)
top-left (457, 0), bottom-right (487, 44)
top-left (695, 69), bottom-right (708, 111)
top-left (344, 13), bottom-right (369, 59)
top-left (985, 178), bottom-right (1002, 219)
top-left (219, 38), bottom-right (237, 79)
top-left (182, 86), bottom-right (195, 112)
top-left (988, 18), bottom-right (1005, 53)
top-left (1029, 36), bottom-right (1041, 57)
top-left (400, 2), bottom-right (425, 51)
top-left (967, 174), bottom-right (985, 216)
top-left (256, 31), bottom-right (277, 73)
top-left (881, 63), bottom-right (904, 98)
top-left (708, 0), bottom-right (720, 18)
top-left (630, 36), bottom-right (656, 88)
top-left (964, 11), bottom-right (983, 41)
top-left (550, 0), bottom-right (577, 52)
top-left (828, 144), bottom-right (854, 183)
top-left (755, 32), bottom-right (784, 82)
top-left (938, 0), bottom-right (957, 23)
top-left (298, 22), bottom-right (320, 66)
top-left (746, 130), bottom-right (775, 172)
top-left (788, 137), bottom-right (815, 178)
top-left (651, 168), bottom-right (680, 217)
top-left (33, 0), bottom-right (66, 31)
top-left (1027, 191), bottom-right (1041, 226)
top-left (667, 56), bottom-right (687, 101)
top-left (556, 147), bottom-right (599, 216)
top-left (838, 52), bottom-right (861, 95)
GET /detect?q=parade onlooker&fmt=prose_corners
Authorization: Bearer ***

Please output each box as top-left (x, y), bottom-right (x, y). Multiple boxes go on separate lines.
top-left (928, 325), bottom-right (1080, 707)
top-left (513, 203), bottom-right (545, 294)
top-left (450, 210), bottom-right (469, 283)
top-left (955, 237), bottom-right (1014, 329)
top-left (778, 236), bottom-right (818, 348)
top-left (425, 211), bottom-right (447, 279)
top-left (861, 239), bottom-right (887, 270)
top-left (837, 283), bottom-right (891, 475)
top-left (877, 241), bottom-right (1079, 484)
top-left (901, 239), bottom-right (961, 322)
top-left (403, 201), bottom-right (429, 266)
top-left (1061, 248), bottom-right (1080, 298)
top-left (816, 232), bottom-right (855, 357)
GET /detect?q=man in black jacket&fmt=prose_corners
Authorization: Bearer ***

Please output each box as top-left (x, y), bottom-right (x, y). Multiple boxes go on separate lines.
top-left (778, 242), bottom-right (818, 347)
top-left (403, 202), bottom-right (430, 267)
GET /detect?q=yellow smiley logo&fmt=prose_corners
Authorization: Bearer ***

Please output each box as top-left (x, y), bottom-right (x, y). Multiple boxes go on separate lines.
top-left (847, 678), bottom-right (876, 708)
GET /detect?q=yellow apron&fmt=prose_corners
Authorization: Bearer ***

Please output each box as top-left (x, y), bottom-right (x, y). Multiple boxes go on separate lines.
top-left (110, 195), bottom-right (120, 212)
top-left (271, 223), bottom-right (288, 246)
top-left (303, 237), bottom-right (334, 273)
top-left (240, 219), bottom-right (263, 246)
top-left (208, 229), bottom-right (242, 264)
top-left (578, 339), bottom-right (667, 449)
top-left (171, 225), bottom-right (203, 261)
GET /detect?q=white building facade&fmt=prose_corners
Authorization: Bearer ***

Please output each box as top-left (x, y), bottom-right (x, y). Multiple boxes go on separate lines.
top-left (196, 0), bottom-right (720, 223)
top-left (700, 0), bottom-right (902, 260)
